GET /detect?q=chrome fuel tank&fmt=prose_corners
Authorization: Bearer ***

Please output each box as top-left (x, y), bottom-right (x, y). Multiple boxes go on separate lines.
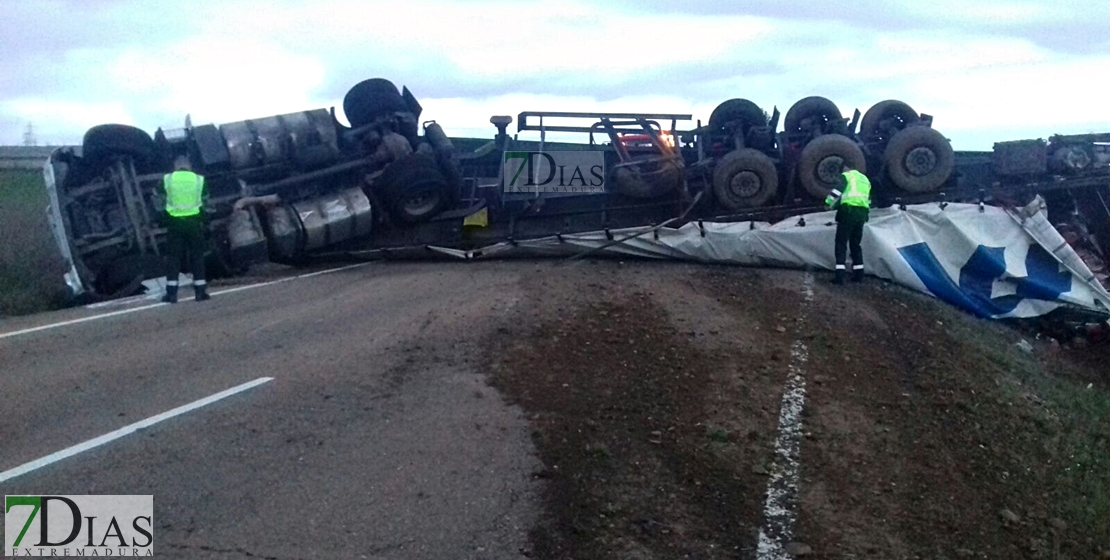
top-left (220, 109), bottom-right (340, 171)
top-left (265, 187), bottom-right (372, 261)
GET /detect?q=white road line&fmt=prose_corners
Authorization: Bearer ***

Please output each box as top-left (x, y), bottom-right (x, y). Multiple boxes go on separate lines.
top-left (756, 270), bottom-right (814, 559)
top-left (0, 377), bottom-right (273, 485)
top-left (86, 294), bottom-right (150, 309)
top-left (0, 302), bottom-right (168, 340)
top-left (0, 262), bottom-right (372, 341)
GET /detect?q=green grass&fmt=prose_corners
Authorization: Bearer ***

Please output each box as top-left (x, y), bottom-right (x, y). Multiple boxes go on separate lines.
top-left (705, 425), bottom-right (731, 443)
top-left (0, 169), bottom-right (69, 317)
top-left (939, 303), bottom-right (1110, 539)
top-left (586, 442), bottom-right (612, 463)
top-left (990, 346), bottom-right (1110, 534)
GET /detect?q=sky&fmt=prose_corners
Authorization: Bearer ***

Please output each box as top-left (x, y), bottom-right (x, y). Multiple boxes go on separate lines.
top-left (1, 0), bottom-right (1108, 150)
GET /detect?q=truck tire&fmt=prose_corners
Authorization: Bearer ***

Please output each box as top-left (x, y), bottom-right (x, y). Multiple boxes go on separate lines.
top-left (859, 100), bottom-right (918, 140)
top-left (435, 153), bottom-right (464, 206)
top-left (1049, 143), bottom-right (1096, 173)
top-left (708, 98), bottom-right (766, 132)
top-left (784, 96), bottom-right (841, 134)
top-left (61, 156), bottom-right (96, 190)
top-left (378, 153), bottom-right (450, 223)
top-left (612, 158), bottom-right (682, 198)
top-left (884, 126), bottom-right (954, 192)
top-left (82, 124), bottom-right (155, 164)
top-left (395, 187), bottom-right (446, 223)
top-left (797, 134), bottom-right (866, 199)
top-left (343, 78), bottom-right (409, 128)
top-left (712, 148), bottom-right (778, 210)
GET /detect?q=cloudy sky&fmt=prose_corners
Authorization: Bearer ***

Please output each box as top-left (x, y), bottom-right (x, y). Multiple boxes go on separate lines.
top-left (2, 0), bottom-right (1108, 150)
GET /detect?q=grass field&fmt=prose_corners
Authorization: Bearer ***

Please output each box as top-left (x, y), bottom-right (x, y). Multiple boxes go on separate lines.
top-left (0, 169), bottom-right (69, 317)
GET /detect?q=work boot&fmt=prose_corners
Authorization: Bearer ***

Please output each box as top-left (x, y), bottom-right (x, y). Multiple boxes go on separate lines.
top-left (194, 283), bottom-right (210, 302)
top-left (833, 269), bottom-right (847, 285)
top-left (161, 284), bottom-right (178, 304)
top-left (852, 268), bottom-right (865, 283)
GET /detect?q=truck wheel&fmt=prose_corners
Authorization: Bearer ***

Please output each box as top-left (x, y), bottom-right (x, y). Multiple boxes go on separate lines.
top-left (343, 78), bottom-right (409, 128)
top-left (784, 96), bottom-right (841, 134)
top-left (885, 127), bottom-right (954, 192)
top-left (61, 156), bottom-right (96, 190)
top-left (82, 124), bottom-right (155, 164)
top-left (797, 134), bottom-right (866, 199)
top-left (712, 148), bottom-right (778, 210)
top-left (1049, 144), bottom-right (1095, 173)
top-left (859, 100), bottom-right (918, 140)
top-left (378, 153), bottom-right (450, 223)
top-left (395, 188), bottom-right (446, 223)
top-left (435, 153), bottom-right (464, 206)
top-left (708, 98), bottom-right (766, 132)
top-left (612, 158), bottom-right (682, 198)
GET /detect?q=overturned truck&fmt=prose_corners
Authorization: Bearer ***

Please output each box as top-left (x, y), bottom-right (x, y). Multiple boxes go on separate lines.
top-left (43, 78), bottom-right (1110, 299)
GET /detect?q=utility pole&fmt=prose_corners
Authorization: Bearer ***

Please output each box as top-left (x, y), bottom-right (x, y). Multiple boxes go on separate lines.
top-left (22, 123), bottom-right (37, 146)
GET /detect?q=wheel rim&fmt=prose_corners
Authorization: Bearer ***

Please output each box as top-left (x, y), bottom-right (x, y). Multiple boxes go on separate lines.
top-left (816, 155), bottom-right (844, 185)
top-left (730, 170), bottom-right (762, 198)
top-left (904, 146), bottom-right (937, 177)
top-left (401, 192), bottom-right (441, 216)
top-left (1062, 147), bottom-right (1092, 170)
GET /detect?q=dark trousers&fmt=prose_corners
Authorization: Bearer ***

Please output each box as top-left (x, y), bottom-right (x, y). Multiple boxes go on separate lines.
top-left (164, 215), bottom-right (207, 282)
top-left (834, 205), bottom-right (868, 268)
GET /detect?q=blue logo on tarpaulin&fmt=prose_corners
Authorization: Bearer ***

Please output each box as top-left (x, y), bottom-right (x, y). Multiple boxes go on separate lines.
top-left (899, 243), bottom-right (1071, 318)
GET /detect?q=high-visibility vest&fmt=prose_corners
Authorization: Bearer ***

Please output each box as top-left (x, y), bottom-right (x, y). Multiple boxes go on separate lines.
top-left (164, 171), bottom-right (204, 217)
top-left (825, 170), bottom-right (871, 208)
top-left (840, 170), bottom-right (871, 208)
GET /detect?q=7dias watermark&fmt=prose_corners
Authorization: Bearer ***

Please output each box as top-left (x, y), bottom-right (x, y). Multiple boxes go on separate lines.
top-left (503, 151), bottom-right (605, 193)
top-left (5, 496), bottom-right (153, 557)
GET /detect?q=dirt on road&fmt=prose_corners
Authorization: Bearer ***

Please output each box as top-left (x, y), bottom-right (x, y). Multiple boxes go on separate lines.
top-left (4, 257), bottom-right (1106, 559)
top-left (485, 260), bottom-right (1110, 559)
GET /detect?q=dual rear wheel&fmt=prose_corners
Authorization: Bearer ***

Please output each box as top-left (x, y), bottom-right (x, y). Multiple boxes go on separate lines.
top-left (712, 149), bottom-right (778, 211)
top-left (793, 126), bottom-right (953, 198)
top-left (797, 134), bottom-right (867, 199)
top-left (883, 126), bottom-right (955, 193)
top-left (860, 99), bottom-right (954, 193)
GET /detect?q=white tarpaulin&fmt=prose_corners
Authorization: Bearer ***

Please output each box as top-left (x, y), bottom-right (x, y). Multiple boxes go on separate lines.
top-left (437, 199), bottom-right (1110, 319)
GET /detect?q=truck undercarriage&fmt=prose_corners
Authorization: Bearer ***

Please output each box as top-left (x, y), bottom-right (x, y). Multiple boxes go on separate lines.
top-left (42, 78), bottom-right (1110, 300)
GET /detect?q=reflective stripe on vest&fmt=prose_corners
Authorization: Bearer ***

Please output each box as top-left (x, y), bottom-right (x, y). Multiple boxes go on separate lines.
top-left (841, 170), bottom-right (871, 208)
top-left (164, 171), bottom-right (204, 217)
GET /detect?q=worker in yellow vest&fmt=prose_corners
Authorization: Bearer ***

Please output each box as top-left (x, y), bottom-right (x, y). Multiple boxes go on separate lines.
top-left (161, 156), bottom-right (209, 303)
top-left (824, 162), bottom-right (871, 284)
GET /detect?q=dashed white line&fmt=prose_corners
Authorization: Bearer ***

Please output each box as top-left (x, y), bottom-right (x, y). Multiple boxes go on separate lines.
top-left (756, 270), bottom-right (815, 559)
top-left (0, 377), bottom-right (274, 485)
top-left (0, 262), bottom-right (372, 341)
top-left (0, 302), bottom-right (167, 340)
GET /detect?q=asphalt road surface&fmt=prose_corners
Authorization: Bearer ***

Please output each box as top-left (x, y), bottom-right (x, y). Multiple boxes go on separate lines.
top-left (0, 262), bottom-right (541, 559)
top-left (6, 260), bottom-right (1106, 559)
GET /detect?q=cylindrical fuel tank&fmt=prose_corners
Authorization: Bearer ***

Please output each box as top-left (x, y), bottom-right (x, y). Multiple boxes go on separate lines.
top-left (227, 207), bottom-right (269, 267)
top-left (264, 187), bottom-right (373, 261)
top-left (220, 109), bottom-right (340, 171)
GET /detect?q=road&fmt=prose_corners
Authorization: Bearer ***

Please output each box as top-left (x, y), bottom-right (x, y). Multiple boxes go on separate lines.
top-left (0, 262), bottom-right (540, 559)
top-left (3, 259), bottom-right (1106, 559)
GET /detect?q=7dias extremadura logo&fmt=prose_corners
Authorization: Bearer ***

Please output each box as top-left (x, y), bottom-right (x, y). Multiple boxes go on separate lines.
top-left (503, 151), bottom-right (605, 193)
top-left (5, 496), bottom-right (153, 557)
